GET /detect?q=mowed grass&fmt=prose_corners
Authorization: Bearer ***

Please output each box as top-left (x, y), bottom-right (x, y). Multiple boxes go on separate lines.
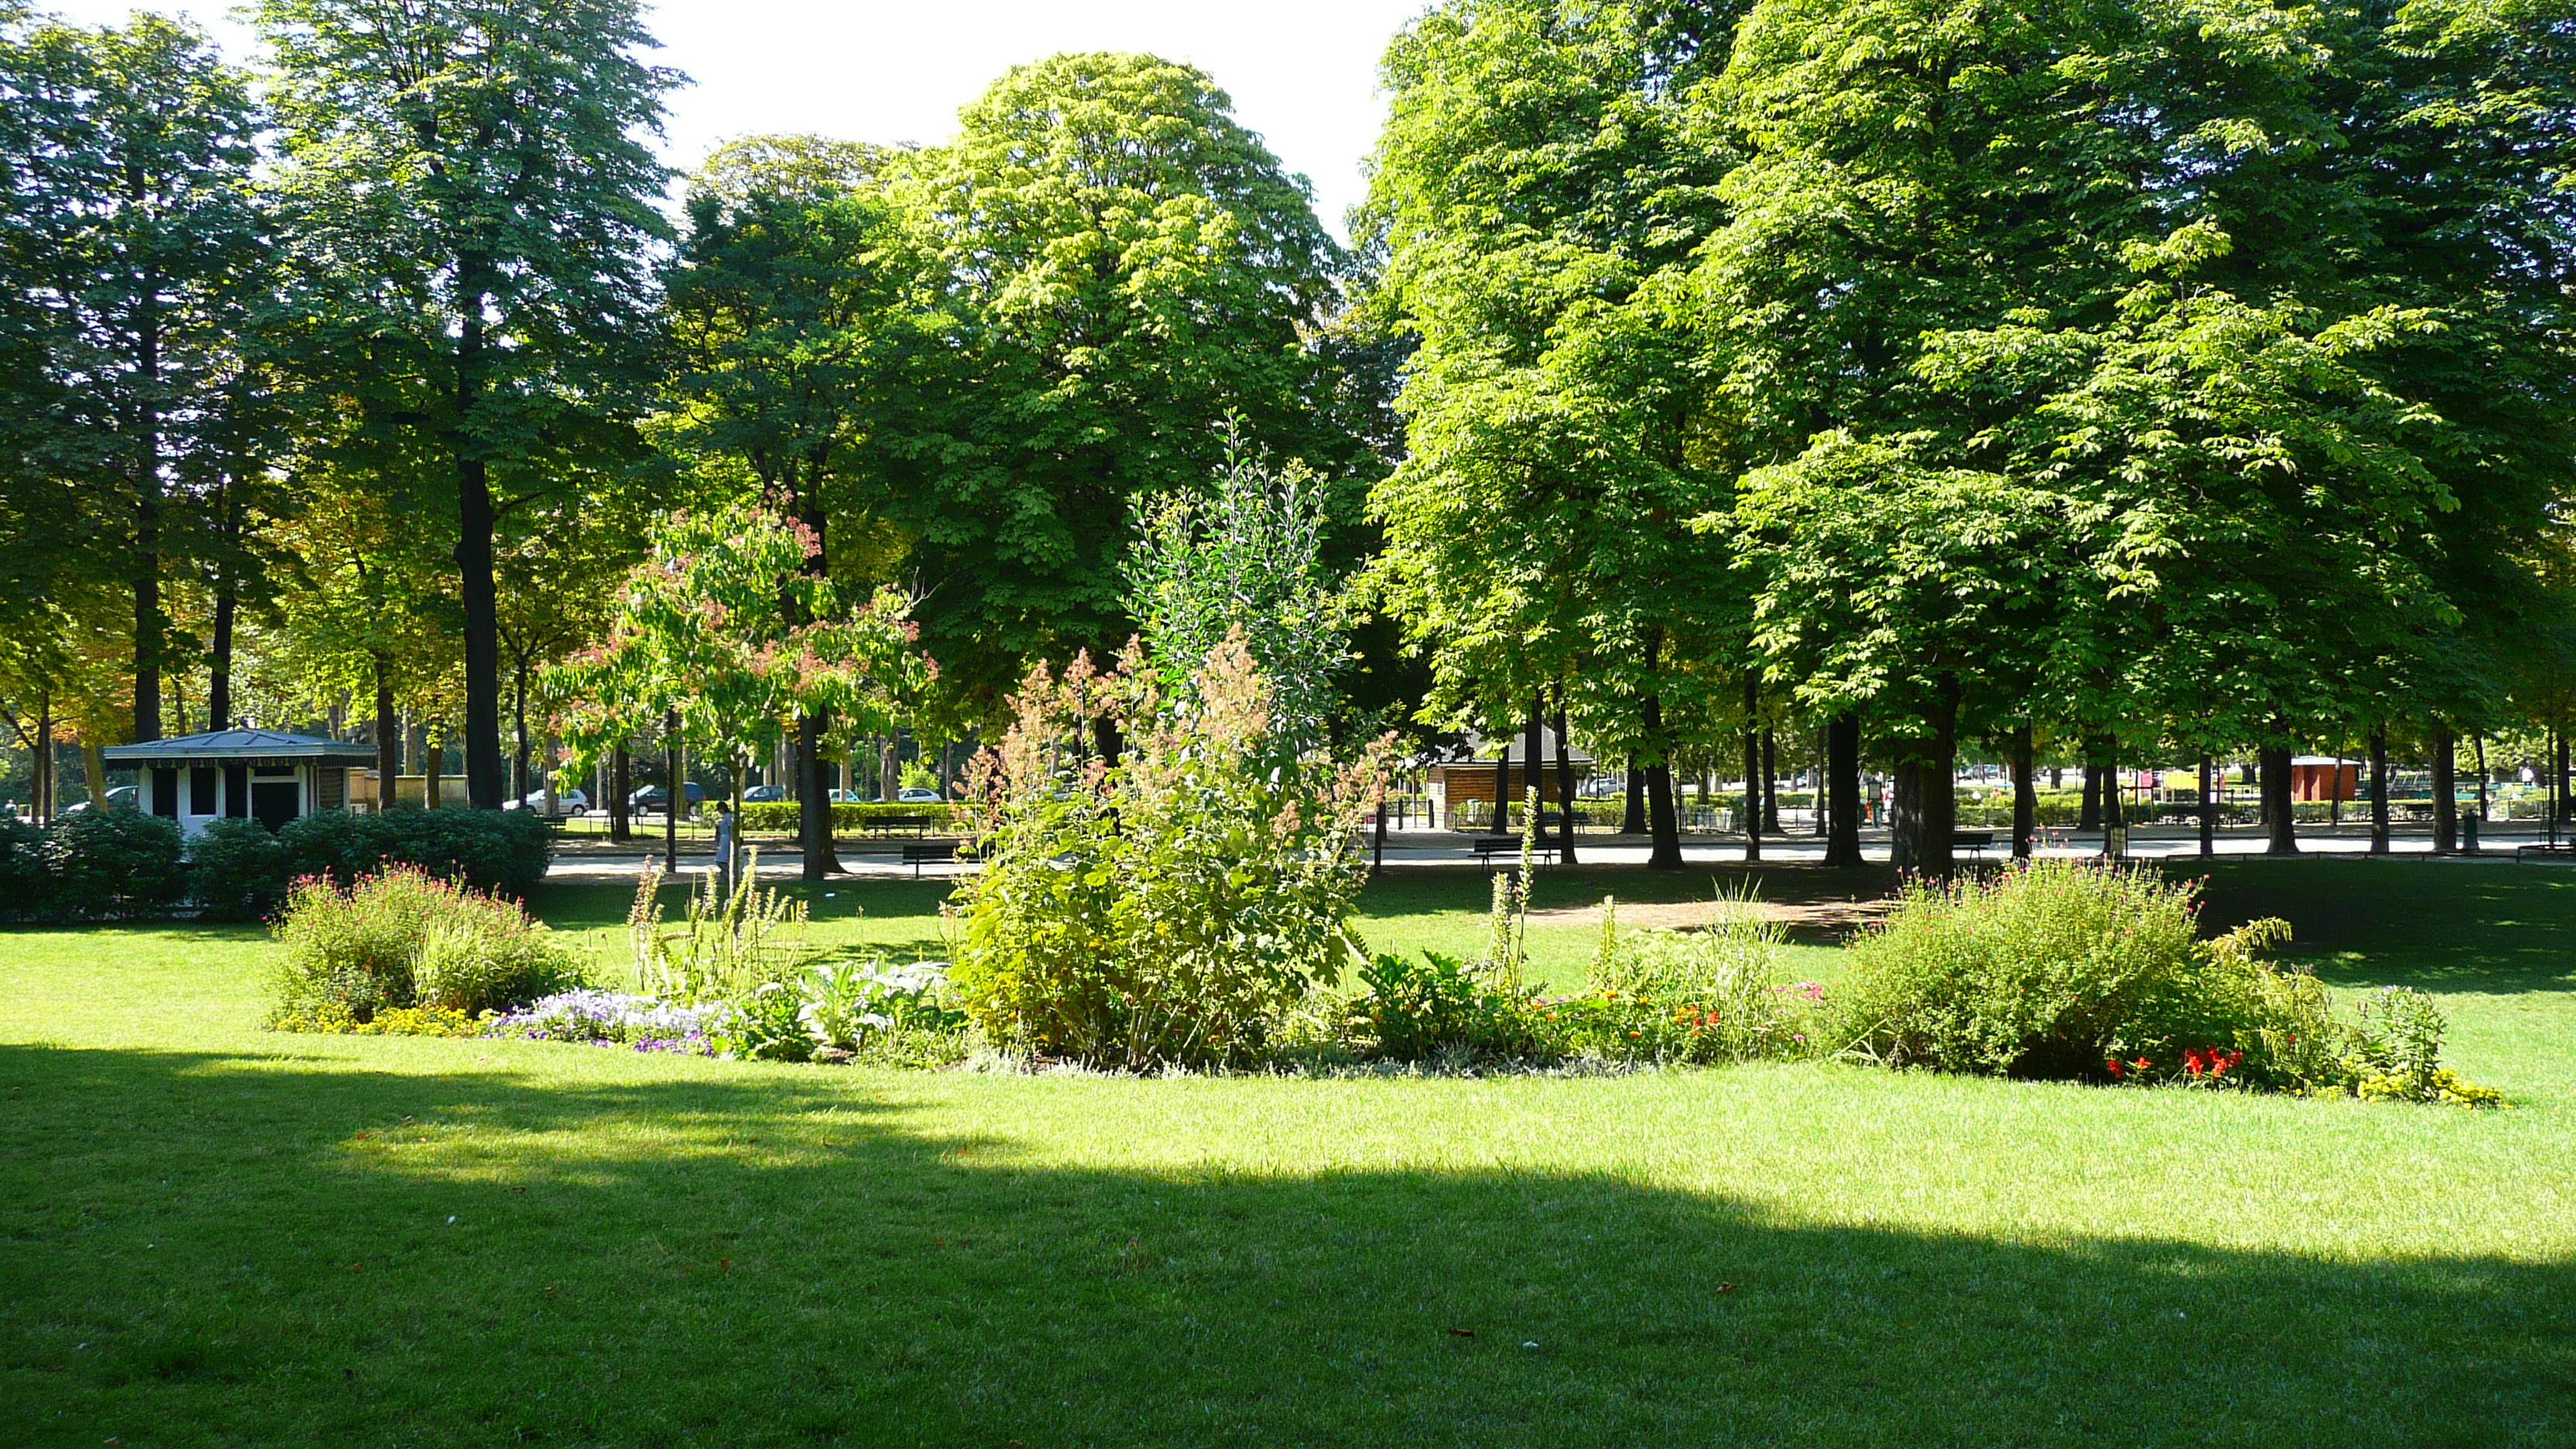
top-left (1, 861), bottom-right (2571, 1447)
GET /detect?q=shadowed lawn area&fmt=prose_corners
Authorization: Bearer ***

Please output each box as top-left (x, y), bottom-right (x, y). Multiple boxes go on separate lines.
top-left (2, 858), bottom-right (2571, 1446)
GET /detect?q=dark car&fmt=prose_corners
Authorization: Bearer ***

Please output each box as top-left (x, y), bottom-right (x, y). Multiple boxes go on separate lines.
top-left (742, 784), bottom-right (786, 803)
top-left (627, 782), bottom-right (705, 814)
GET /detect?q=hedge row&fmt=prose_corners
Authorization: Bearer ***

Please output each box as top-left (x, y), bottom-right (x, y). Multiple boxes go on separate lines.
top-left (736, 800), bottom-right (960, 833)
top-left (0, 807), bottom-right (556, 923)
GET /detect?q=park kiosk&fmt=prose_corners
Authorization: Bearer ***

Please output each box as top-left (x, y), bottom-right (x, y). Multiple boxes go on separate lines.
top-left (101, 728), bottom-right (377, 838)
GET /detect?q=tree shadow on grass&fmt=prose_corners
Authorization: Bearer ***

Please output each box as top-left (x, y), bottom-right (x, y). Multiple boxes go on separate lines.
top-left (2, 1044), bottom-right (2567, 1448)
top-left (2187, 858), bottom-right (2576, 995)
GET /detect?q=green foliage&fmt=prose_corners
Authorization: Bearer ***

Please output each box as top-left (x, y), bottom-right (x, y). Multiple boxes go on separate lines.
top-left (625, 858), bottom-right (816, 1008)
top-left (877, 52), bottom-right (1352, 718)
top-left (274, 808), bottom-right (555, 899)
top-left (1125, 438), bottom-right (1348, 752)
top-left (1348, 950), bottom-right (1543, 1062)
top-left (1833, 862), bottom-right (2215, 1077)
top-left (269, 866), bottom-right (580, 1027)
top-left (951, 635), bottom-right (1390, 1067)
top-left (0, 816), bottom-right (43, 920)
top-left (41, 809), bottom-right (186, 921)
top-left (2348, 988), bottom-right (2502, 1108)
top-left (186, 817), bottom-right (293, 921)
top-left (735, 800), bottom-right (955, 833)
top-left (1572, 894), bottom-right (1804, 1064)
top-left (793, 961), bottom-right (964, 1053)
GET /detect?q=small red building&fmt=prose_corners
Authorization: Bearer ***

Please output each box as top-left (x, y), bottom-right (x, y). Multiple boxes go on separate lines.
top-left (2289, 756), bottom-right (2361, 803)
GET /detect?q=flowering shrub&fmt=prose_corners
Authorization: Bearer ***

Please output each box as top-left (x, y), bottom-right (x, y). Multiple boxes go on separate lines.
top-left (268, 867), bottom-right (582, 1029)
top-left (1566, 894), bottom-right (1807, 1064)
top-left (951, 634), bottom-right (1391, 1067)
top-left (1834, 860), bottom-right (2499, 1105)
top-left (796, 960), bottom-right (961, 1049)
top-left (1348, 950), bottom-right (1545, 1060)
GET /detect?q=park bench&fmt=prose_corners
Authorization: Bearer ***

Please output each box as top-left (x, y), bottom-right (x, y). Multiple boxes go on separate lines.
top-left (899, 841), bottom-right (958, 877)
top-left (1469, 835), bottom-right (1560, 867)
top-left (1951, 831), bottom-right (1995, 858)
top-left (865, 814), bottom-right (936, 838)
top-left (2513, 843), bottom-right (2576, 865)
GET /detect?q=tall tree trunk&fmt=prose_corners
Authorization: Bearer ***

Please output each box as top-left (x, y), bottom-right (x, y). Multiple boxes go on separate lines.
top-left (2430, 721), bottom-right (2456, 854)
top-left (373, 659), bottom-right (398, 813)
top-left (611, 745), bottom-right (632, 842)
top-left (1740, 670), bottom-right (1762, 863)
top-left (2369, 729), bottom-right (2390, 854)
top-left (2261, 737), bottom-right (2297, 855)
top-left (1622, 752), bottom-right (1646, 834)
top-left (35, 687), bottom-right (52, 823)
top-left (423, 725), bottom-right (444, 810)
top-left (456, 454), bottom-right (503, 808)
top-left (2474, 736), bottom-right (2489, 820)
top-left (1761, 729), bottom-right (1780, 834)
top-left (83, 741), bottom-right (106, 806)
top-left (1523, 694), bottom-right (1544, 841)
top-left (2558, 731), bottom-right (2571, 845)
top-left (1814, 728), bottom-right (1829, 837)
top-left (1888, 677), bottom-right (1959, 876)
top-left (208, 574), bottom-right (236, 731)
top-left (1492, 747), bottom-right (1509, 834)
top-left (512, 656), bottom-right (531, 803)
top-left (663, 710), bottom-right (681, 873)
top-left (2078, 750), bottom-right (2103, 832)
top-left (2198, 754), bottom-right (2216, 859)
top-left (131, 286), bottom-right (164, 745)
top-left (1824, 712), bottom-right (1863, 868)
top-left (2012, 724), bottom-right (2037, 859)
top-left (798, 710), bottom-right (843, 876)
top-left (1553, 698), bottom-right (1577, 867)
top-left (1642, 633), bottom-right (1683, 871)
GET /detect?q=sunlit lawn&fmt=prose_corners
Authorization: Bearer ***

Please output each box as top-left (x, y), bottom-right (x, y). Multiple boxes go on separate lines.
top-left (2, 859), bottom-right (2571, 1446)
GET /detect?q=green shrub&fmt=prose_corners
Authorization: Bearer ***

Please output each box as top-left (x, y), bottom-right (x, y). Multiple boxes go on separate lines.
top-left (1831, 861), bottom-right (2219, 1077)
top-left (272, 808), bottom-right (555, 899)
top-left (735, 800), bottom-right (957, 833)
top-left (187, 817), bottom-right (293, 921)
top-left (269, 866), bottom-right (581, 1028)
top-left (0, 817), bottom-right (43, 920)
top-left (1348, 950), bottom-right (1543, 1060)
top-left (43, 809), bottom-right (187, 920)
top-left (951, 637), bottom-right (1387, 1067)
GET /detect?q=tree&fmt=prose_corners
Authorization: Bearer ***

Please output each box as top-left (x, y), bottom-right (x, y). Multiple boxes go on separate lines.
top-left (11, 15), bottom-right (265, 744)
top-left (548, 500), bottom-right (930, 878)
top-left (259, 0), bottom-right (674, 807)
top-left (1362, 0), bottom-right (1742, 870)
top-left (873, 53), bottom-right (1348, 723)
top-left (662, 134), bottom-right (922, 877)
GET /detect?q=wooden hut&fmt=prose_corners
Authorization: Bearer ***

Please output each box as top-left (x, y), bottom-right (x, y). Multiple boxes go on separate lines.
top-left (101, 728), bottom-right (376, 836)
top-left (1423, 728), bottom-right (1595, 828)
top-left (2288, 755), bottom-right (2362, 803)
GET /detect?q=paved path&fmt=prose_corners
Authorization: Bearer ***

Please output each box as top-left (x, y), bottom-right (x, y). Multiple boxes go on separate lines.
top-left (544, 823), bottom-right (2572, 883)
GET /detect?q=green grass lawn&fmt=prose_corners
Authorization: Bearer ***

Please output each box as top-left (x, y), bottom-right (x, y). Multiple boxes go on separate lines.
top-left (3, 860), bottom-right (2572, 1447)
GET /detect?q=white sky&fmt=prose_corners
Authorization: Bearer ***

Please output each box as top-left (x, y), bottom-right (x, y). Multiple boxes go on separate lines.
top-left (43, 0), bottom-right (1432, 238)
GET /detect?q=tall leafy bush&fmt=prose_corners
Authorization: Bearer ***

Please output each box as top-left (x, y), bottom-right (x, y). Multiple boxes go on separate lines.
top-left (43, 810), bottom-right (186, 920)
top-left (0, 817), bottom-right (43, 920)
top-left (187, 817), bottom-right (293, 920)
top-left (269, 866), bottom-right (581, 1027)
top-left (951, 635), bottom-right (1389, 1067)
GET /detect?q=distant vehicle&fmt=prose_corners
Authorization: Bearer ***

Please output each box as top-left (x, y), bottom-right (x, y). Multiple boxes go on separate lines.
top-left (827, 789), bottom-right (865, 804)
top-left (63, 786), bottom-right (138, 814)
top-left (897, 786), bottom-right (943, 803)
top-left (742, 783), bottom-right (786, 803)
top-left (627, 782), bottom-right (704, 814)
top-left (513, 786), bottom-right (588, 817)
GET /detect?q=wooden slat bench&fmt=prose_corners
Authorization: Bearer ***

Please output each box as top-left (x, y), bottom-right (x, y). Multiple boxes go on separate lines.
top-left (1469, 836), bottom-right (1560, 867)
top-left (865, 814), bottom-right (936, 838)
top-left (900, 841), bottom-right (958, 876)
top-left (1951, 831), bottom-right (1996, 858)
top-left (2514, 843), bottom-right (2576, 864)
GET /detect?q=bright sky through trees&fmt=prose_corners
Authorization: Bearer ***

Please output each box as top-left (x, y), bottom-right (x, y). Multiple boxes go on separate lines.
top-left (43, 0), bottom-right (1424, 237)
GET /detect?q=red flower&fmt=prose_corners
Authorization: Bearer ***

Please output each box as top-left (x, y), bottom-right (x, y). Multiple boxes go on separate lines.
top-left (2105, 1059), bottom-right (2123, 1077)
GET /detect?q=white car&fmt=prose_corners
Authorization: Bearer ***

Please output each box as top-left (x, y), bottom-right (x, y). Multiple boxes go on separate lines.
top-left (516, 786), bottom-right (589, 817)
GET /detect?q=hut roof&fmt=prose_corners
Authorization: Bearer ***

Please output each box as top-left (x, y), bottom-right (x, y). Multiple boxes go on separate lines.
top-left (101, 728), bottom-right (375, 766)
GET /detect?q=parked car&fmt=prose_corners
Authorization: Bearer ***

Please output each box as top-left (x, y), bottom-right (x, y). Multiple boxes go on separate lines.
top-left (897, 786), bottom-right (943, 803)
top-left (627, 782), bottom-right (704, 814)
top-left (827, 788), bottom-right (865, 804)
top-left (513, 786), bottom-right (588, 817)
top-left (742, 783), bottom-right (786, 803)
top-left (62, 786), bottom-right (138, 814)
